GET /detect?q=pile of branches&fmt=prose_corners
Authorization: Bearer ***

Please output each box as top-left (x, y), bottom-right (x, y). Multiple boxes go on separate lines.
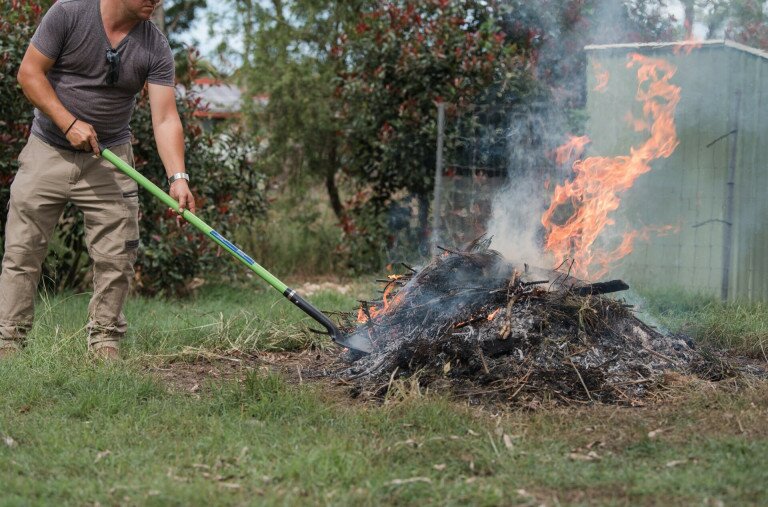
top-left (341, 239), bottom-right (697, 405)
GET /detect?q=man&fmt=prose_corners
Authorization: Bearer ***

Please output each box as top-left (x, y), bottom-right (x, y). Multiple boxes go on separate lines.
top-left (0, 0), bottom-right (195, 359)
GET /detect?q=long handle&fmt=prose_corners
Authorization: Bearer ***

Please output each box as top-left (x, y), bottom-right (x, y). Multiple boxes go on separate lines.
top-left (102, 148), bottom-right (287, 293)
top-left (100, 147), bottom-right (370, 353)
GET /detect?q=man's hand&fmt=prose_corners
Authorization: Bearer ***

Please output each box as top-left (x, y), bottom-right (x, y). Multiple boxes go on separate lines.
top-left (169, 179), bottom-right (195, 216)
top-left (65, 119), bottom-right (100, 153)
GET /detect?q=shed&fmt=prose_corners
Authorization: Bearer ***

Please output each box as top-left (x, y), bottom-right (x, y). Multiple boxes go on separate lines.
top-left (584, 40), bottom-right (768, 301)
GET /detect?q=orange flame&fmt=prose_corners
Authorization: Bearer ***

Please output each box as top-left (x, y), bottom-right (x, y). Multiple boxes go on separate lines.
top-left (673, 41), bottom-right (702, 56)
top-left (487, 308), bottom-right (501, 321)
top-left (555, 135), bottom-right (590, 166)
top-left (674, 25), bottom-right (703, 56)
top-left (357, 282), bottom-right (405, 323)
top-left (542, 53), bottom-right (681, 280)
top-left (593, 61), bottom-right (610, 92)
top-left (623, 111), bottom-right (650, 133)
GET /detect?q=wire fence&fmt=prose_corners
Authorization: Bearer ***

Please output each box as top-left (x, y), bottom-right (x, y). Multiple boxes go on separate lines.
top-left (431, 101), bottom-right (558, 254)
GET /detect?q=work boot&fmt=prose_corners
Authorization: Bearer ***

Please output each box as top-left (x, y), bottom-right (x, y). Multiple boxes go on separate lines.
top-left (0, 341), bottom-right (21, 359)
top-left (90, 344), bottom-right (120, 361)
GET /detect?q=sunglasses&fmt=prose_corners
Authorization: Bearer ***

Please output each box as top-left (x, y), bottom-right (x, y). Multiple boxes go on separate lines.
top-left (106, 48), bottom-right (120, 86)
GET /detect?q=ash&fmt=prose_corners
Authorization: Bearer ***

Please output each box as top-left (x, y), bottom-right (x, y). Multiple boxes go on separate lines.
top-left (342, 240), bottom-right (699, 404)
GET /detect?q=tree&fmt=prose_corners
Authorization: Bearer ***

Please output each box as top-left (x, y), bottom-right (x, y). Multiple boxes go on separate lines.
top-left (674, 0), bottom-right (768, 47)
top-left (216, 0), bottom-right (367, 220)
top-left (151, 0), bottom-right (208, 44)
top-left (334, 1), bottom-right (537, 265)
top-left (209, 0), bottom-right (684, 270)
top-left (723, 0), bottom-right (768, 48)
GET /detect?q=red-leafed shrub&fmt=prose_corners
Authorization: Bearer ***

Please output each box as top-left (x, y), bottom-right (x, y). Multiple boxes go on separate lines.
top-left (335, 0), bottom-right (538, 268)
top-left (0, 1), bottom-right (52, 240)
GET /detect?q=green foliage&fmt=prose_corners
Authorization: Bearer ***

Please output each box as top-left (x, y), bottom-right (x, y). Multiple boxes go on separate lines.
top-left (686, 0), bottom-right (768, 46)
top-left (216, 1), bottom-right (365, 219)
top-left (339, 1), bottom-right (526, 201)
top-left (336, 1), bottom-right (537, 267)
top-left (237, 185), bottom-right (347, 277)
top-left (161, 0), bottom-right (208, 45)
top-left (129, 51), bottom-right (267, 296)
top-left (213, 1), bottom-right (376, 271)
top-left (723, 0), bottom-right (768, 48)
top-left (0, 0), bottom-right (53, 241)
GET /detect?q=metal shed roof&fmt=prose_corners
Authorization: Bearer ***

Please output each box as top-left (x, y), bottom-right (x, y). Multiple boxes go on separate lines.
top-left (585, 39), bottom-right (768, 61)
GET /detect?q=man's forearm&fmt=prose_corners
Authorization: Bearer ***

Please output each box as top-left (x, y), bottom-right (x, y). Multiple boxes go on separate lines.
top-left (153, 116), bottom-right (186, 179)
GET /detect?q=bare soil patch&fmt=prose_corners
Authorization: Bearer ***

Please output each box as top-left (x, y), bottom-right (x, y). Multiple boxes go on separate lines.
top-left (146, 346), bottom-right (766, 419)
top-left (145, 349), bottom-right (349, 396)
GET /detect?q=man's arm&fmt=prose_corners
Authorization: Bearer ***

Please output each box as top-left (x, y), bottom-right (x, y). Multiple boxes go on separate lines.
top-left (17, 45), bottom-right (100, 152)
top-left (148, 83), bottom-right (195, 214)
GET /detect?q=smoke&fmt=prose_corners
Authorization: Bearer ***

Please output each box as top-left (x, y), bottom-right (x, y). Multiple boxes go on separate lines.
top-left (486, 179), bottom-right (547, 265)
top-left (482, 91), bottom-right (567, 269)
top-left (484, 1), bottom-right (679, 272)
top-left (482, 92), bottom-right (577, 270)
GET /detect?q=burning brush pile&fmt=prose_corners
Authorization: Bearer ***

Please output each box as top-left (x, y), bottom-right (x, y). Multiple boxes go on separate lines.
top-left (342, 239), bottom-right (696, 405)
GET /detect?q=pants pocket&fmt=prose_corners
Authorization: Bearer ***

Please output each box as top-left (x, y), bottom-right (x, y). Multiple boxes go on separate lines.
top-left (112, 143), bottom-right (140, 254)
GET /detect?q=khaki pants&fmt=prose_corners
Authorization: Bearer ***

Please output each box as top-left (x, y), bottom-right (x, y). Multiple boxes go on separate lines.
top-left (0, 135), bottom-right (139, 352)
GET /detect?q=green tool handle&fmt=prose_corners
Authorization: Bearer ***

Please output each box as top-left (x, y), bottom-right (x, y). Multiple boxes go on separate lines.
top-left (100, 147), bottom-right (288, 294)
top-left (99, 147), bottom-right (370, 352)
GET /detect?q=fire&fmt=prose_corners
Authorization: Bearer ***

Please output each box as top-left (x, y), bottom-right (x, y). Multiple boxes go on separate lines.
top-left (593, 61), bottom-right (610, 92)
top-left (623, 111), bottom-right (650, 133)
top-left (357, 281), bottom-right (405, 323)
top-left (554, 135), bottom-right (590, 166)
top-left (674, 26), bottom-right (702, 56)
top-left (487, 308), bottom-right (501, 321)
top-left (542, 53), bottom-right (681, 280)
top-left (674, 41), bottom-right (701, 56)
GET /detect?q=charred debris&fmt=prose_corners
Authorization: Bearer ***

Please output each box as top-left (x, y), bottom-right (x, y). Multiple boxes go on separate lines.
top-left (337, 238), bottom-right (730, 405)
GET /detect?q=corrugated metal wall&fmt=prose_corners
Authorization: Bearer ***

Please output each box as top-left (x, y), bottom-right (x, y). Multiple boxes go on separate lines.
top-left (730, 46), bottom-right (768, 300)
top-left (584, 41), bottom-right (767, 301)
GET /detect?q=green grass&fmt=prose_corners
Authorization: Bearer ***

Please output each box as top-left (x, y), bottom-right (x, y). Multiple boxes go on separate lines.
top-left (1, 283), bottom-right (767, 506)
top-left (635, 288), bottom-right (768, 359)
top-left (234, 186), bottom-right (347, 278)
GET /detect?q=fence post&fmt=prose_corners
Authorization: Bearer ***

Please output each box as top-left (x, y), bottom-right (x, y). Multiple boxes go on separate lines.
top-left (431, 102), bottom-right (446, 257)
top-left (721, 91), bottom-right (741, 301)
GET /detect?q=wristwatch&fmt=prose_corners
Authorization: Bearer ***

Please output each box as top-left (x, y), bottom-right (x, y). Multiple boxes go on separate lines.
top-left (168, 172), bottom-right (189, 184)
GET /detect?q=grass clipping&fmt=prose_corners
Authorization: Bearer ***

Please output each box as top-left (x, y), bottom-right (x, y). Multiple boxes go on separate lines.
top-left (342, 240), bottom-right (700, 405)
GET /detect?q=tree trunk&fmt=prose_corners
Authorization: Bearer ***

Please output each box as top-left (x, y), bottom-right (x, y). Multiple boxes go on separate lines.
top-left (418, 192), bottom-right (430, 254)
top-left (325, 142), bottom-right (344, 220)
top-left (683, 0), bottom-right (695, 39)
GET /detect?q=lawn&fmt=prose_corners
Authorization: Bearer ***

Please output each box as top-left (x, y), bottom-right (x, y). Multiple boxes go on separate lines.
top-left (1, 282), bottom-right (767, 506)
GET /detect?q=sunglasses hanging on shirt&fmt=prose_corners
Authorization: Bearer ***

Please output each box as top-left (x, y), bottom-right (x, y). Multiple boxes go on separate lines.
top-left (106, 48), bottom-right (120, 86)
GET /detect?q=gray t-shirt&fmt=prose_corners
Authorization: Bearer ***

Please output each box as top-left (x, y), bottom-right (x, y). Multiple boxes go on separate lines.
top-left (30, 0), bottom-right (175, 149)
